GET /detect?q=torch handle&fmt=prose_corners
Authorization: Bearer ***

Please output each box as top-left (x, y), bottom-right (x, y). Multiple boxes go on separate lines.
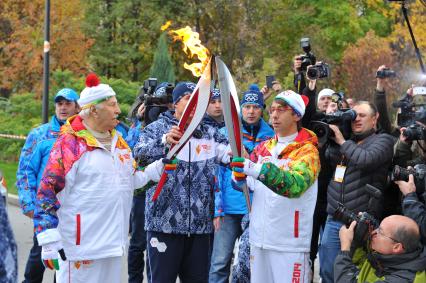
top-left (152, 171), bottom-right (168, 201)
top-left (241, 183), bottom-right (251, 212)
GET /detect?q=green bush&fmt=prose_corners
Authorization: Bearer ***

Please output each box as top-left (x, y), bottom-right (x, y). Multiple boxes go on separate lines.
top-left (0, 138), bottom-right (24, 162)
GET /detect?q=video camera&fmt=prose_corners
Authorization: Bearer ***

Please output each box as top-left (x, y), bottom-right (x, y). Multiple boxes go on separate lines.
top-left (128, 78), bottom-right (174, 126)
top-left (392, 164), bottom-right (426, 196)
top-left (394, 86), bottom-right (426, 127)
top-left (298, 38), bottom-right (330, 80)
top-left (376, 68), bottom-right (396, 79)
top-left (310, 109), bottom-right (357, 146)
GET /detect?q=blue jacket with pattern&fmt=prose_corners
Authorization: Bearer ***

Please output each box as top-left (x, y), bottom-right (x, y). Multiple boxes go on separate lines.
top-left (134, 110), bottom-right (230, 234)
top-left (0, 198), bottom-right (17, 283)
top-left (16, 116), bottom-right (62, 214)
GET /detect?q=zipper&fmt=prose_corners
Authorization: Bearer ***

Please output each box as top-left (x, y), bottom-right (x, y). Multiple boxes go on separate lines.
top-left (188, 141), bottom-right (191, 237)
top-left (339, 158), bottom-right (346, 204)
top-left (251, 125), bottom-right (255, 149)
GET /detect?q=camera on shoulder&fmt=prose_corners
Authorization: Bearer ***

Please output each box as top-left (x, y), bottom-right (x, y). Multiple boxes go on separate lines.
top-left (310, 109), bottom-right (357, 146)
top-left (128, 78), bottom-right (174, 126)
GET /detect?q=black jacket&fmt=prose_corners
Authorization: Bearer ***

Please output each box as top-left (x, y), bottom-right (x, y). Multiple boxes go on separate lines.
top-left (334, 247), bottom-right (426, 283)
top-left (325, 131), bottom-right (395, 218)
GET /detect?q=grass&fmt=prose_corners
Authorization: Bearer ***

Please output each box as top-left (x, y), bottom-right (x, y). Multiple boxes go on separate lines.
top-left (0, 161), bottom-right (18, 195)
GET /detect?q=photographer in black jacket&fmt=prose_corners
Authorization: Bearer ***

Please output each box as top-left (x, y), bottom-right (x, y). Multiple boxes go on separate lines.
top-left (319, 101), bottom-right (395, 283)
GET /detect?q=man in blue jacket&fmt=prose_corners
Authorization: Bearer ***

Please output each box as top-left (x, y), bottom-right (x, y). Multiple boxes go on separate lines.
top-left (16, 88), bottom-right (79, 283)
top-left (209, 85), bottom-right (274, 283)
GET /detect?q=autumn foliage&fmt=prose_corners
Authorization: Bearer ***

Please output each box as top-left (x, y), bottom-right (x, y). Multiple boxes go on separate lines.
top-left (0, 0), bottom-right (92, 96)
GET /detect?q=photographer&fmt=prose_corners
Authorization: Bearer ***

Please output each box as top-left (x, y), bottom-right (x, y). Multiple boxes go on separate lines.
top-left (395, 174), bottom-right (426, 242)
top-left (335, 215), bottom-right (426, 282)
top-left (394, 120), bottom-right (426, 168)
top-left (319, 101), bottom-right (394, 283)
top-left (375, 65), bottom-right (398, 136)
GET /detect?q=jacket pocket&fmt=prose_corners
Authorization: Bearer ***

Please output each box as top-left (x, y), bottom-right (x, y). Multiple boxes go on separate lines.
top-left (76, 214), bottom-right (81, 245)
top-left (294, 210), bottom-right (299, 238)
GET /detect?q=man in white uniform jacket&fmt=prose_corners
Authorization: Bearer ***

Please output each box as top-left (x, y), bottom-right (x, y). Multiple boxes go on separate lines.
top-left (33, 74), bottom-right (164, 283)
top-left (231, 90), bottom-right (320, 282)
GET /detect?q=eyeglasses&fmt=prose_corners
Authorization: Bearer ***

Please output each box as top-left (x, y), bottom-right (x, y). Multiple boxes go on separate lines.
top-left (376, 227), bottom-right (400, 244)
top-left (269, 105), bottom-right (293, 114)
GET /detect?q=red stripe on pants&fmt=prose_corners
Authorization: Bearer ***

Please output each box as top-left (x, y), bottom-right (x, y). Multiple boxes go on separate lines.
top-left (294, 211), bottom-right (299, 238)
top-left (76, 214), bottom-right (81, 245)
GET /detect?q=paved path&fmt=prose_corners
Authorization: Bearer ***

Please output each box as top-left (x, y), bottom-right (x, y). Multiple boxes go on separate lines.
top-left (8, 203), bottom-right (129, 282)
top-left (7, 196), bottom-right (320, 283)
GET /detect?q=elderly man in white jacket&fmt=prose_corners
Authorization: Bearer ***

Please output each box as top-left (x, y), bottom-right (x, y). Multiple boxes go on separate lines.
top-left (33, 74), bottom-right (164, 283)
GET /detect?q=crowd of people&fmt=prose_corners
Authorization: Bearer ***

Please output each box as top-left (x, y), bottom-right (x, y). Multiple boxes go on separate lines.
top-left (1, 56), bottom-right (426, 283)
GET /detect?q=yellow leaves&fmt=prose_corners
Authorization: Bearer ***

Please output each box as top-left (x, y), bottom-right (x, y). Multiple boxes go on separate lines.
top-left (0, 0), bottom-right (90, 94)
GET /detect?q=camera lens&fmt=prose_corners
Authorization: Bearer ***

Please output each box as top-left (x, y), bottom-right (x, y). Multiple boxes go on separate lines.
top-left (307, 67), bottom-right (318, 80)
top-left (334, 204), bottom-right (359, 226)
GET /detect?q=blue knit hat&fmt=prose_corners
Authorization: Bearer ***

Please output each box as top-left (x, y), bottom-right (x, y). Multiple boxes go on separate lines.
top-left (211, 88), bottom-right (221, 101)
top-left (241, 84), bottom-right (264, 108)
top-left (172, 82), bottom-right (196, 104)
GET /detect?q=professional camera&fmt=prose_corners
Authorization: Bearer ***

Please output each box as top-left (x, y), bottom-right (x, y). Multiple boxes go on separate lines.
top-left (392, 164), bottom-right (426, 195)
top-left (299, 38), bottom-right (317, 72)
top-left (306, 62), bottom-right (330, 80)
top-left (334, 203), bottom-right (379, 245)
top-left (376, 68), bottom-right (396, 79)
top-left (310, 109), bottom-right (357, 146)
top-left (402, 123), bottom-right (426, 141)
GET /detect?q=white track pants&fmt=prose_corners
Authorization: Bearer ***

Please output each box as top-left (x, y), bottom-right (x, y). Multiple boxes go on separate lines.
top-left (56, 256), bottom-right (122, 283)
top-left (250, 245), bottom-right (311, 283)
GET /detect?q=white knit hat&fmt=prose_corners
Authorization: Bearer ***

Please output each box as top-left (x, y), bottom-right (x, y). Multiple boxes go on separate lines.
top-left (78, 73), bottom-right (116, 109)
top-left (275, 90), bottom-right (308, 117)
top-left (317, 88), bottom-right (334, 103)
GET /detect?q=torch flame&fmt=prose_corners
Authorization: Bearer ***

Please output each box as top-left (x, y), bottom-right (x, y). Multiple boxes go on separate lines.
top-left (161, 21), bottom-right (172, 31)
top-left (169, 26), bottom-right (210, 77)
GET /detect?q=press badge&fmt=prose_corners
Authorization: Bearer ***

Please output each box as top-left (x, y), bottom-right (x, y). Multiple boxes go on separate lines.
top-left (334, 165), bottom-right (346, 183)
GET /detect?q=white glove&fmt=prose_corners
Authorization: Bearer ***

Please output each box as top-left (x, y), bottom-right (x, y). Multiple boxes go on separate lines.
top-left (41, 241), bottom-right (66, 270)
top-left (242, 159), bottom-right (262, 179)
top-left (144, 159), bottom-right (165, 182)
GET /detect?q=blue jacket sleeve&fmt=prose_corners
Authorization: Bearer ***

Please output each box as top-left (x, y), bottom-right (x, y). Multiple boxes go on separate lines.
top-left (16, 129), bottom-right (42, 214)
top-left (133, 120), bottom-right (169, 167)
